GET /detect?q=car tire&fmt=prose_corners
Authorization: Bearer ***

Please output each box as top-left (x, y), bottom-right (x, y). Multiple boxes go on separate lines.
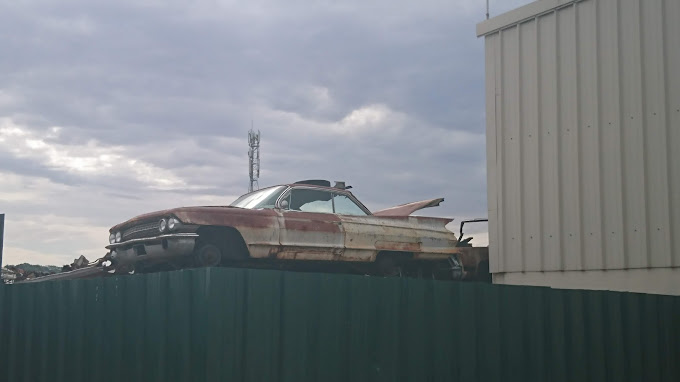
top-left (195, 243), bottom-right (222, 267)
top-left (376, 256), bottom-right (403, 277)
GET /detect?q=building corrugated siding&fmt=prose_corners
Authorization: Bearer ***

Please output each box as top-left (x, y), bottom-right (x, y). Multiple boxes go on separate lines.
top-left (1, 267), bottom-right (679, 382)
top-left (478, 0), bottom-right (680, 279)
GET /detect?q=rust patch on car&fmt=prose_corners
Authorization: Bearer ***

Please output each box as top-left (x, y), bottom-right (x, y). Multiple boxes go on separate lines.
top-left (277, 247), bottom-right (345, 261)
top-left (267, 246), bottom-right (282, 258)
top-left (282, 212), bottom-right (341, 233)
top-left (175, 208), bottom-right (279, 229)
top-left (111, 207), bottom-right (280, 232)
top-left (375, 241), bottom-right (421, 252)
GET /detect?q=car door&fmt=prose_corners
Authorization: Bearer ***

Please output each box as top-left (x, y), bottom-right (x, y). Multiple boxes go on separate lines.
top-left (276, 187), bottom-right (345, 260)
top-left (334, 192), bottom-right (427, 261)
top-left (331, 192), bottom-right (378, 261)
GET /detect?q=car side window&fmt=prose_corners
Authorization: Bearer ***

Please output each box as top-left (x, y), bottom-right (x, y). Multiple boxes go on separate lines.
top-left (284, 188), bottom-right (334, 213)
top-left (333, 193), bottom-right (368, 216)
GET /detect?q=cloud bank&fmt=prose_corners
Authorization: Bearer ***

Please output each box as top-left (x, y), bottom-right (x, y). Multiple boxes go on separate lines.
top-left (0, 0), bottom-right (532, 265)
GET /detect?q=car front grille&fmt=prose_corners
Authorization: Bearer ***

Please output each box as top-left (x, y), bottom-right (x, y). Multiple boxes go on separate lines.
top-left (122, 221), bottom-right (159, 241)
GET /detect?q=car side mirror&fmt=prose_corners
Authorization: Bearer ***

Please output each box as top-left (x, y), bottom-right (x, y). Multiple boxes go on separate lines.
top-left (280, 200), bottom-right (289, 209)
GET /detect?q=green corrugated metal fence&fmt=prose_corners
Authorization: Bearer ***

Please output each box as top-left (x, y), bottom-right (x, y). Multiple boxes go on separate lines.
top-left (1, 267), bottom-right (678, 382)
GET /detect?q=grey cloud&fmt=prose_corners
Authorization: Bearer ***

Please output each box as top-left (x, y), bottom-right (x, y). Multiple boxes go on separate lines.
top-left (2, 0), bottom-right (489, 138)
top-left (0, 150), bottom-right (84, 187)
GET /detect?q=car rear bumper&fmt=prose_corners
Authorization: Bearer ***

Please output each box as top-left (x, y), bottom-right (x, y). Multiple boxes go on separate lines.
top-left (106, 233), bottom-right (198, 265)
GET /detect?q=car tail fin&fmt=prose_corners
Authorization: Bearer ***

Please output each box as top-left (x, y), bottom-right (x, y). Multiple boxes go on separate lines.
top-left (373, 198), bottom-right (445, 217)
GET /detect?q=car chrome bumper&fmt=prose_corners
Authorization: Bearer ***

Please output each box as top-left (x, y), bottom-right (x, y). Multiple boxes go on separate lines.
top-left (106, 233), bottom-right (198, 265)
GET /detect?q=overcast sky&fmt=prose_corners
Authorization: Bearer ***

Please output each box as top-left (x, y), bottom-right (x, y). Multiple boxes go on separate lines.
top-left (0, 0), bottom-right (533, 266)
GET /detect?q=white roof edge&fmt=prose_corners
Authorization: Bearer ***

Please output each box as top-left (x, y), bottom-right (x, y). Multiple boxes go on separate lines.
top-left (476, 0), bottom-right (579, 37)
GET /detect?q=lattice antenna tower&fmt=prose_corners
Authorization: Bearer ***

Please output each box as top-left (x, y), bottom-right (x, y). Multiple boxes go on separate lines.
top-left (248, 126), bottom-right (261, 193)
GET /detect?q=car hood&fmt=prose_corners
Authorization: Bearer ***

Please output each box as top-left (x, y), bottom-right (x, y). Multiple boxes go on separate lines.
top-left (372, 198), bottom-right (445, 217)
top-left (109, 206), bottom-right (268, 232)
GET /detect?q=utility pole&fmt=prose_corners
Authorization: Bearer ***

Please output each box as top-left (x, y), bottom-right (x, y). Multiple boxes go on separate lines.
top-left (248, 127), bottom-right (261, 193)
top-left (0, 214), bottom-right (5, 268)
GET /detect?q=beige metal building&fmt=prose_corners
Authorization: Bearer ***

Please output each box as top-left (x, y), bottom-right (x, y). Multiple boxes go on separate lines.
top-left (477, 0), bottom-right (679, 295)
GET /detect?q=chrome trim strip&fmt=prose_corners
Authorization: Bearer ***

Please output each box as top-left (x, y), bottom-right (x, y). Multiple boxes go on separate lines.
top-left (106, 233), bottom-right (198, 249)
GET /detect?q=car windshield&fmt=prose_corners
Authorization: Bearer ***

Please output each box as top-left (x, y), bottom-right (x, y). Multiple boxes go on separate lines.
top-left (230, 186), bottom-right (287, 209)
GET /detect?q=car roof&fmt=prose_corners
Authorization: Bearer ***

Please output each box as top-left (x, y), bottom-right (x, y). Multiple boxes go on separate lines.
top-left (283, 183), bottom-right (350, 192)
top-left (250, 183), bottom-right (371, 214)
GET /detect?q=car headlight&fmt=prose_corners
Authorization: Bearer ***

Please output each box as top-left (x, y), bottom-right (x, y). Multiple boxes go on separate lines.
top-left (109, 233), bottom-right (116, 244)
top-left (159, 218), bottom-right (167, 232)
top-left (115, 231), bottom-right (122, 243)
top-left (168, 217), bottom-right (180, 231)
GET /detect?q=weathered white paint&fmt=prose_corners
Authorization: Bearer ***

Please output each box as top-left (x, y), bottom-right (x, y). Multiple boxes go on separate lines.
top-left (479, 0), bottom-right (680, 294)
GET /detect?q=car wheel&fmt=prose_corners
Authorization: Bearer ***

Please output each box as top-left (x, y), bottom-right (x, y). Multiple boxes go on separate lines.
top-left (195, 243), bottom-right (222, 267)
top-left (376, 256), bottom-right (403, 277)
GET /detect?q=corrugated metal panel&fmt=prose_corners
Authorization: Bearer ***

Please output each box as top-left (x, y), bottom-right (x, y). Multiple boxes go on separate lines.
top-left (479, 0), bottom-right (680, 274)
top-left (0, 268), bottom-right (679, 382)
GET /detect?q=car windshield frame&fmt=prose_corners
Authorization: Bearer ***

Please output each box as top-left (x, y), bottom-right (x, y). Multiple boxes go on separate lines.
top-left (230, 186), bottom-right (287, 209)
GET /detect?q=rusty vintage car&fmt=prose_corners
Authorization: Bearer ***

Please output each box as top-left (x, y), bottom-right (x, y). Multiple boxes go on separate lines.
top-left (105, 180), bottom-right (489, 280)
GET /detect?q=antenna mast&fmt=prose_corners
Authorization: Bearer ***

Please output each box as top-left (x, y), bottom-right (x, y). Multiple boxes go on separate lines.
top-left (248, 125), bottom-right (261, 193)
